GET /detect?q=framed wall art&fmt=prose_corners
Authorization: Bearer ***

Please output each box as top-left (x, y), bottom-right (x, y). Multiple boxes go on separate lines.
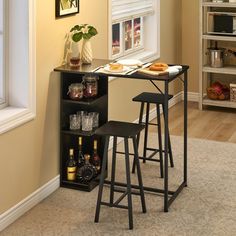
top-left (56, 0), bottom-right (79, 17)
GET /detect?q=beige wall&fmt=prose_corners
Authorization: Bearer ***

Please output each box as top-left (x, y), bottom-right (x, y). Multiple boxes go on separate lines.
top-left (0, 0), bottom-right (185, 214)
top-left (182, 0), bottom-right (200, 93)
top-left (0, 0), bottom-right (108, 214)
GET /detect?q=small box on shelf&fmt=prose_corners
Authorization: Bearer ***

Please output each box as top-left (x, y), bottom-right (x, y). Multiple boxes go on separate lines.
top-left (206, 81), bottom-right (230, 100)
top-left (230, 83), bottom-right (236, 101)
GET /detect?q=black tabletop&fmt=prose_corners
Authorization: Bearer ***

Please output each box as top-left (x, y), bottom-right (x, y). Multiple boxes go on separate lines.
top-left (54, 59), bottom-right (189, 82)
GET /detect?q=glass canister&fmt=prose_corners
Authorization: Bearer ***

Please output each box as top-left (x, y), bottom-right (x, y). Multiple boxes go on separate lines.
top-left (82, 75), bottom-right (98, 98)
top-left (67, 83), bottom-right (84, 100)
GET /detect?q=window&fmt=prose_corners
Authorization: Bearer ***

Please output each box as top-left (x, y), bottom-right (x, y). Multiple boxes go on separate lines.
top-left (0, 0), bottom-right (6, 108)
top-left (110, 0), bottom-right (160, 61)
top-left (0, 0), bottom-right (36, 134)
top-left (112, 23), bottom-right (121, 55)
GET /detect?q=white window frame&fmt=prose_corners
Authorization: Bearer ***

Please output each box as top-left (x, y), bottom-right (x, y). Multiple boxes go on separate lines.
top-left (109, 0), bottom-right (160, 62)
top-left (0, 0), bottom-right (7, 109)
top-left (0, 0), bottom-right (36, 134)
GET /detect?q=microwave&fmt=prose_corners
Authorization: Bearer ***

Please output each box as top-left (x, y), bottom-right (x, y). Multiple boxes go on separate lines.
top-left (207, 12), bottom-right (236, 35)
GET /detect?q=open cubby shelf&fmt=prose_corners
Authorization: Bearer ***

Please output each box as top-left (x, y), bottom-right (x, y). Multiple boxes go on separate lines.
top-left (55, 60), bottom-right (109, 192)
top-left (60, 172), bottom-right (106, 192)
top-left (62, 94), bottom-right (106, 105)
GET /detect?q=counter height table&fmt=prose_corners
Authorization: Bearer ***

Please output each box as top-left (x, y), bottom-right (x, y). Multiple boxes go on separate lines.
top-left (55, 59), bottom-right (189, 212)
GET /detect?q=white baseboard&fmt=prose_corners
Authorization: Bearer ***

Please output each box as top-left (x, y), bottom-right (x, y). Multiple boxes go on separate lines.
top-left (0, 90), bottom-right (199, 232)
top-left (0, 175), bottom-right (60, 232)
top-left (182, 91), bottom-right (199, 102)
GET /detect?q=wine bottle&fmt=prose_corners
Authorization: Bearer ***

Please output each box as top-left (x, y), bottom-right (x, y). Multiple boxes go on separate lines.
top-left (77, 137), bottom-right (85, 168)
top-left (77, 154), bottom-right (96, 182)
top-left (92, 140), bottom-right (101, 173)
top-left (67, 149), bottom-right (77, 181)
top-left (76, 137), bottom-right (85, 181)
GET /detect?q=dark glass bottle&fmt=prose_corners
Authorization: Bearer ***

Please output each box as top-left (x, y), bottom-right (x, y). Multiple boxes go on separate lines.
top-left (66, 149), bottom-right (77, 181)
top-left (91, 140), bottom-right (101, 174)
top-left (77, 154), bottom-right (96, 182)
top-left (76, 137), bottom-right (85, 181)
top-left (77, 137), bottom-right (85, 168)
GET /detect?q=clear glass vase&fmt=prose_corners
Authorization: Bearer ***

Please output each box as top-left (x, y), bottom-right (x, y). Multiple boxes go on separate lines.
top-left (69, 41), bottom-right (80, 68)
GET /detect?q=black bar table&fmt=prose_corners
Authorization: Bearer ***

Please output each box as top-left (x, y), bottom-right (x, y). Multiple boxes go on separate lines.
top-left (55, 59), bottom-right (189, 212)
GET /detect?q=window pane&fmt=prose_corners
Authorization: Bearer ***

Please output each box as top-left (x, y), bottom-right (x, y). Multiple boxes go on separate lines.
top-left (0, 0), bottom-right (4, 103)
top-left (112, 23), bottom-right (120, 55)
top-left (134, 17), bottom-right (141, 48)
top-left (124, 20), bottom-right (132, 51)
top-left (0, 0), bottom-right (2, 29)
top-left (0, 36), bottom-right (3, 98)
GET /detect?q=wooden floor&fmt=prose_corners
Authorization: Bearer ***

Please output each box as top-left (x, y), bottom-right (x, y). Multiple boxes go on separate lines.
top-left (152, 101), bottom-right (236, 143)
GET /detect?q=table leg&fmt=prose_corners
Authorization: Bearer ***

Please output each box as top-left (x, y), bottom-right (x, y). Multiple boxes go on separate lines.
top-left (164, 80), bottom-right (169, 212)
top-left (184, 71), bottom-right (188, 186)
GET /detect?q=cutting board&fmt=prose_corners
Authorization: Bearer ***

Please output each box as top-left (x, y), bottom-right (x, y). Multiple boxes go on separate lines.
top-left (137, 65), bottom-right (182, 77)
top-left (137, 67), bottom-right (168, 76)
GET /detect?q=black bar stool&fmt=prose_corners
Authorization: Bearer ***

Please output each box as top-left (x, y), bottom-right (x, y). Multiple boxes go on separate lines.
top-left (94, 120), bottom-right (146, 230)
top-left (131, 92), bottom-right (174, 178)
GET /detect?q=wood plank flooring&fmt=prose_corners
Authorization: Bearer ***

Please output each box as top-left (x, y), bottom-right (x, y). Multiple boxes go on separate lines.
top-left (151, 102), bottom-right (236, 143)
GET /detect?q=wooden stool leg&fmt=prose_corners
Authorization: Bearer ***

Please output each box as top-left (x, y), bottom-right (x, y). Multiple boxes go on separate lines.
top-left (132, 102), bottom-right (144, 173)
top-left (162, 104), bottom-right (174, 168)
top-left (94, 136), bottom-right (109, 223)
top-left (110, 136), bottom-right (117, 204)
top-left (132, 137), bottom-right (146, 213)
top-left (143, 102), bottom-right (150, 163)
top-left (124, 138), bottom-right (133, 230)
top-left (156, 104), bottom-right (164, 178)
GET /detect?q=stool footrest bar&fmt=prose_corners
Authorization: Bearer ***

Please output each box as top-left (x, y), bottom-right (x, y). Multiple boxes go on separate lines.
top-left (101, 202), bottom-right (129, 210)
top-left (114, 187), bottom-right (143, 196)
top-left (139, 157), bottom-right (160, 162)
top-left (146, 147), bottom-right (171, 154)
top-left (146, 147), bottom-right (160, 152)
top-left (147, 150), bottom-right (159, 159)
top-left (168, 181), bottom-right (186, 207)
top-left (114, 191), bottom-right (128, 206)
top-left (116, 151), bottom-right (134, 156)
top-left (104, 180), bottom-right (175, 195)
top-left (148, 122), bottom-right (159, 126)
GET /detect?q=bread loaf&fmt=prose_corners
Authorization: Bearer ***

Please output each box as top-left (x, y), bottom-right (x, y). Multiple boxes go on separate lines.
top-left (109, 63), bottom-right (123, 71)
top-left (149, 62), bottom-right (168, 71)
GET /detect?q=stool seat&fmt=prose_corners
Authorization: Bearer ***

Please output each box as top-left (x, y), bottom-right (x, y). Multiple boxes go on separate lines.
top-left (132, 92), bottom-right (173, 104)
top-left (95, 121), bottom-right (145, 138)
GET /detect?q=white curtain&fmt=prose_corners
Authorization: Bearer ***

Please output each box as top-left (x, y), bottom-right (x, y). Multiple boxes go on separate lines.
top-left (112, 0), bottom-right (154, 22)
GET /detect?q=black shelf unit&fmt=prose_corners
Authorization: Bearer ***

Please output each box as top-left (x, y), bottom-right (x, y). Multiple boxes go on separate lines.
top-left (56, 64), bottom-right (109, 192)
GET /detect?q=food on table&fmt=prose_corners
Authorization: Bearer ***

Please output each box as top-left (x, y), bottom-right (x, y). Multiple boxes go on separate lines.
top-left (109, 63), bottom-right (123, 71)
top-left (149, 62), bottom-right (168, 71)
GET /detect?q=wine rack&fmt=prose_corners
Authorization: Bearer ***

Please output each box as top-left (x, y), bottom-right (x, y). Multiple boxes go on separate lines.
top-left (55, 60), bottom-right (109, 191)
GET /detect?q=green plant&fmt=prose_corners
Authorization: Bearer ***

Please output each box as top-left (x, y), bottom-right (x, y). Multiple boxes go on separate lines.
top-left (70, 24), bottom-right (98, 42)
